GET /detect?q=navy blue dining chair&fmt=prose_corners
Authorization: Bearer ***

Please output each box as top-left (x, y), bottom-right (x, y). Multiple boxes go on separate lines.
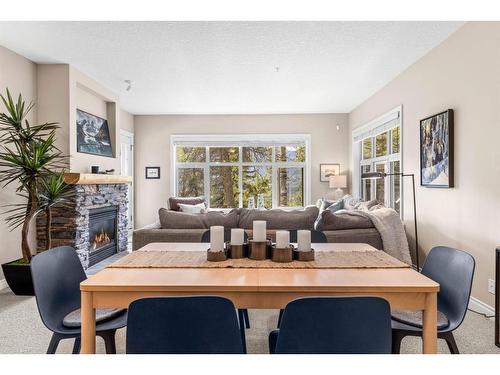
top-left (391, 246), bottom-right (475, 354)
top-left (30, 246), bottom-right (127, 354)
top-left (126, 296), bottom-right (244, 354)
top-left (269, 297), bottom-right (392, 354)
top-left (201, 228), bottom-right (250, 336)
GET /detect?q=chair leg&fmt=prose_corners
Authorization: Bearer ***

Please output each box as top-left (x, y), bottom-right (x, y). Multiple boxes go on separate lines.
top-left (277, 309), bottom-right (284, 328)
top-left (72, 337), bottom-right (81, 354)
top-left (47, 333), bottom-right (61, 354)
top-left (101, 330), bottom-right (117, 354)
top-left (391, 330), bottom-right (406, 354)
top-left (242, 309), bottom-right (250, 329)
top-left (442, 332), bottom-right (460, 354)
top-left (237, 309), bottom-right (247, 354)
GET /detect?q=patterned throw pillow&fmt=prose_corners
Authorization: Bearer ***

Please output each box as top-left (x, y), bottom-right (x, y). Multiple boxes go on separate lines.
top-left (342, 195), bottom-right (363, 211)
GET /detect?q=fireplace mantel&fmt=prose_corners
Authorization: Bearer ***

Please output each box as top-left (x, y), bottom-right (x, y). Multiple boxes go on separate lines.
top-left (64, 173), bottom-right (133, 185)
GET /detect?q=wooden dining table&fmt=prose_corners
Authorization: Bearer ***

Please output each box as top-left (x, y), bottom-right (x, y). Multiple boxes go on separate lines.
top-left (80, 242), bottom-right (439, 354)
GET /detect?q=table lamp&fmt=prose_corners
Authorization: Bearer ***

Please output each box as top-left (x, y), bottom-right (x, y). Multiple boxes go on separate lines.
top-left (329, 175), bottom-right (347, 200)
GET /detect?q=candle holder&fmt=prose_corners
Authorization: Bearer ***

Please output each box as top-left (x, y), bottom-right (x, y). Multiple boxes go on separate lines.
top-left (293, 248), bottom-right (315, 261)
top-left (271, 244), bottom-right (294, 263)
top-left (206, 249), bottom-right (228, 262)
top-left (226, 242), bottom-right (248, 259)
top-left (248, 238), bottom-right (272, 260)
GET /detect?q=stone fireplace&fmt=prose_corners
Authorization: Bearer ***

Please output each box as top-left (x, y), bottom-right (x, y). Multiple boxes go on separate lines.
top-left (37, 173), bottom-right (132, 269)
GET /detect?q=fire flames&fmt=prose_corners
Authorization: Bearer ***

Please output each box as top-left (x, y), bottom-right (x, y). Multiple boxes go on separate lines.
top-left (92, 228), bottom-right (111, 250)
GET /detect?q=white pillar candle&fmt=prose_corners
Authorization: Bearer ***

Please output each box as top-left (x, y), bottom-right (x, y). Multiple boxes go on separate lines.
top-left (275, 230), bottom-right (290, 249)
top-left (210, 226), bottom-right (225, 252)
top-left (231, 228), bottom-right (245, 246)
top-left (297, 230), bottom-right (311, 252)
top-left (253, 220), bottom-right (267, 242)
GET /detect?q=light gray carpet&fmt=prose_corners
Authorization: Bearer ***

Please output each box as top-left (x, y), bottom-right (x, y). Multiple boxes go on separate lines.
top-left (1, 288), bottom-right (499, 354)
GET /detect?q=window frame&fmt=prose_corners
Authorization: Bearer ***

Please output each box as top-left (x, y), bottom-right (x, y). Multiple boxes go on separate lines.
top-left (170, 134), bottom-right (311, 210)
top-left (352, 106), bottom-right (403, 216)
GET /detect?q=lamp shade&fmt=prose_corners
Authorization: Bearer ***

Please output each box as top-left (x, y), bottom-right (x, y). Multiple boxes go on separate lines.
top-left (329, 175), bottom-right (347, 189)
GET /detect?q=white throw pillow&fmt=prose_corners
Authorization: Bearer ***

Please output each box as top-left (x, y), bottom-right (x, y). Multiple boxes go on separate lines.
top-left (178, 203), bottom-right (206, 214)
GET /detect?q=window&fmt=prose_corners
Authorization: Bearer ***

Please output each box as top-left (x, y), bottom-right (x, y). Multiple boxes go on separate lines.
top-left (172, 135), bottom-right (310, 209)
top-left (353, 106), bottom-right (402, 214)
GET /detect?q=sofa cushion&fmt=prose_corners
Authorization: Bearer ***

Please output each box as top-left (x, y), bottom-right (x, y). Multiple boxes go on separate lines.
top-left (168, 196), bottom-right (206, 211)
top-left (315, 210), bottom-right (374, 231)
top-left (158, 208), bottom-right (239, 229)
top-left (238, 206), bottom-right (319, 230)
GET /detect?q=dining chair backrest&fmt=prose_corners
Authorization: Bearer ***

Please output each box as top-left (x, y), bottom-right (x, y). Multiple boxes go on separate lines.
top-left (200, 228), bottom-right (248, 243)
top-left (421, 246), bottom-right (475, 331)
top-left (289, 229), bottom-right (327, 243)
top-left (30, 246), bottom-right (86, 332)
top-left (126, 296), bottom-right (244, 354)
top-left (275, 297), bottom-right (392, 354)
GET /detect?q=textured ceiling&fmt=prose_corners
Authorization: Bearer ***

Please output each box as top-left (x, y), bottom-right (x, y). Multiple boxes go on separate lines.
top-left (0, 21), bottom-right (463, 114)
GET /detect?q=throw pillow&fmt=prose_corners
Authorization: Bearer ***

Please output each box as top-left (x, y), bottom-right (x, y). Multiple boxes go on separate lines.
top-left (342, 194), bottom-right (363, 211)
top-left (168, 196), bottom-right (206, 211)
top-left (178, 202), bottom-right (206, 214)
top-left (321, 198), bottom-right (344, 213)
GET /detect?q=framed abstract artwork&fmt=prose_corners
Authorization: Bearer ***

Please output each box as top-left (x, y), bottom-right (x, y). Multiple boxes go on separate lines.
top-left (76, 109), bottom-right (113, 157)
top-left (320, 163), bottom-right (340, 182)
top-left (420, 109), bottom-right (454, 188)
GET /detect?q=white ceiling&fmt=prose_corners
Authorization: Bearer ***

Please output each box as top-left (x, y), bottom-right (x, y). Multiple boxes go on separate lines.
top-left (0, 21), bottom-right (463, 115)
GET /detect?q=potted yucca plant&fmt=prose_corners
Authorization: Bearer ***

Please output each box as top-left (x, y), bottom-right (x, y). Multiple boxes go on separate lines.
top-left (0, 88), bottom-right (69, 295)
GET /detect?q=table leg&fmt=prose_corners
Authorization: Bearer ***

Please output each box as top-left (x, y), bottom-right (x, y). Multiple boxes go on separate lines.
top-left (422, 292), bottom-right (437, 354)
top-left (81, 291), bottom-right (96, 354)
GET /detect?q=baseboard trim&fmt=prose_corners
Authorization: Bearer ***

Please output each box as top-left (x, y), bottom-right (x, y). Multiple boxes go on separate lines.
top-left (469, 296), bottom-right (495, 316)
top-left (0, 278), bottom-right (8, 291)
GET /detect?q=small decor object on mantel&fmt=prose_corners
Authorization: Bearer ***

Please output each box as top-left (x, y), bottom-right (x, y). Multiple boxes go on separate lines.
top-left (145, 167), bottom-right (160, 179)
top-left (76, 109), bottom-right (113, 157)
top-left (420, 109), bottom-right (454, 188)
top-left (320, 163), bottom-right (340, 182)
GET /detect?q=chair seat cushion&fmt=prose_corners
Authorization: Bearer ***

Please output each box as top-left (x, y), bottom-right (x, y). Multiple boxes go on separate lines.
top-left (391, 309), bottom-right (449, 330)
top-left (63, 308), bottom-right (126, 328)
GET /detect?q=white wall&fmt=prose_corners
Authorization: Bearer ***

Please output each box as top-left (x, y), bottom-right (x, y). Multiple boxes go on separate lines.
top-left (134, 114), bottom-right (349, 227)
top-left (349, 22), bottom-right (500, 305)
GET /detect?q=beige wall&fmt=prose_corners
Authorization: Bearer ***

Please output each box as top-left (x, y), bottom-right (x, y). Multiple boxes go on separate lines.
top-left (349, 22), bottom-right (500, 305)
top-left (37, 65), bottom-right (127, 174)
top-left (120, 109), bottom-right (135, 133)
top-left (134, 114), bottom-right (349, 227)
top-left (0, 46), bottom-right (38, 279)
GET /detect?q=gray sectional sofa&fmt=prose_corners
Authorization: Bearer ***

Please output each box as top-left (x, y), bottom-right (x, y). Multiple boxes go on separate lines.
top-left (132, 205), bottom-right (383, 251)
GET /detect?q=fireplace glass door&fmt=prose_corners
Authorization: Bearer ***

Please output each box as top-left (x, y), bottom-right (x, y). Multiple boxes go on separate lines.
top-left (88, 206), bottom-right (118, 266)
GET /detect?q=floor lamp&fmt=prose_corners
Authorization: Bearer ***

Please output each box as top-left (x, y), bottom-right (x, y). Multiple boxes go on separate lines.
top-left (361, 171), bottom-right (420, 270)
